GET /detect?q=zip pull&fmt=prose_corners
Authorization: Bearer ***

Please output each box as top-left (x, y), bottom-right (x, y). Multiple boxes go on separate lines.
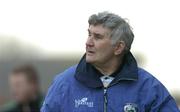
top-left (104, 88), bottom-right (108, 112)
top-left (104, 88), bottom-right (107, 103)
top-left (100, 76), bottom-right (114, 88)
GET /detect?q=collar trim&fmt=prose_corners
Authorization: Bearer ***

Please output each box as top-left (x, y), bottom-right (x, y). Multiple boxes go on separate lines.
top-left (75, 52), bottom-right (138, 88)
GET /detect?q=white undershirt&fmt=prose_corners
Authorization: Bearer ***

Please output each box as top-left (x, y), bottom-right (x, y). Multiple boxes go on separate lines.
top-left (100, 76), bottom-right (115, 88)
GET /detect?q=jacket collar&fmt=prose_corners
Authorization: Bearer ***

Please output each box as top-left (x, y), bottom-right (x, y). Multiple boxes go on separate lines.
top-left (75, 52), bottom-right (138, 88)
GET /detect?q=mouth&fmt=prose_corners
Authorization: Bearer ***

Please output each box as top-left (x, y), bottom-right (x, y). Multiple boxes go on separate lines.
top-left (86, 50), bottom-right (95, 55)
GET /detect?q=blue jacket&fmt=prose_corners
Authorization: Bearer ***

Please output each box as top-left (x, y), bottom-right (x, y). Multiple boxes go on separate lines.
top-left (41, 52), bottom-right (180, 112)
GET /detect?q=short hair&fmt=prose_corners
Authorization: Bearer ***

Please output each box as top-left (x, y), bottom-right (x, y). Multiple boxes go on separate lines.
top-left (88, 11), bottom-right (134, 52)
top-left (11, 64), bottom-right (39, 84)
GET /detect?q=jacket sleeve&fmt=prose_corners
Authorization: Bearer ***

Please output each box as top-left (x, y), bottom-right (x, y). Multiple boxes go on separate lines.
top-left (41, 75), bottom-right (62, 112)
top-left (149, 79), bottom-right (180, 112)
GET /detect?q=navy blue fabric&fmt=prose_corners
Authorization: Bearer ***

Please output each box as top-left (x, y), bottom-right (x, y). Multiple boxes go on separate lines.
top-left (41, 52), bottom-right (180, 112)
top-left (75, 52), bottom-right (138, 88)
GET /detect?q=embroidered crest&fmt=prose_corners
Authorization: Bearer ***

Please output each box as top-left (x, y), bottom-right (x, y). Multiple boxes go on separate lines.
top-left (124, 103), bottom-right (138, 112)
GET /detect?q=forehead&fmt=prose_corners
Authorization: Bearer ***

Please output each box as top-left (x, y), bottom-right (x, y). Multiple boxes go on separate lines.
top-left (88, 25), bottom-right (111, 35)
top-left (9, 73), bottom-right (28, 82)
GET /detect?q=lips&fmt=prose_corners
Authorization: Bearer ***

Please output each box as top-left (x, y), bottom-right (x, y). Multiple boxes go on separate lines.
top-left (86, 50), bottom-right (95, 55)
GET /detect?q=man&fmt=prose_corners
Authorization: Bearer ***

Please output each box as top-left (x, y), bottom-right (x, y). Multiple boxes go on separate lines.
top-left (1, 64), bottom-right (43, 112)
top-left (41, 12), bottom-right (180, 112)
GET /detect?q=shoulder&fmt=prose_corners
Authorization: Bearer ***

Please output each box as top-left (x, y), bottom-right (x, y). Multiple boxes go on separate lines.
top-left (137, 68), bottom-right (172, 100)
top-left (44, 65), bottom-right (77, 97)
top-left (137, 68), bottom-right (163, 86)
top-left (53, 65), bottom-right (77, 84)
top-left (137, 69), bottom-right (179, 110)
top-left (0, 101), bottom-right (18, 112)
top-left (41, 65), bottom-right (78, 111)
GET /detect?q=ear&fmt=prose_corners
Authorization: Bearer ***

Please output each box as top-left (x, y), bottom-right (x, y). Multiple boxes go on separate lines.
top-left (114, 41), bottom-right (125, 55)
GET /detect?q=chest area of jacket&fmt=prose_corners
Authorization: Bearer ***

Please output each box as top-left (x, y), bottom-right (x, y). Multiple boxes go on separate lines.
top-left (60, 83), bottom-right (144, 112)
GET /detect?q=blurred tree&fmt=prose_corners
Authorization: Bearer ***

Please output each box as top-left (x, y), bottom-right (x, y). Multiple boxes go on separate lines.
top-left (0, 36), bottom-right (45, 61)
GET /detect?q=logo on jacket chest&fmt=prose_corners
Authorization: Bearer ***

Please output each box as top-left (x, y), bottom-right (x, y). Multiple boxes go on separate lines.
top-left (75, 97), bottom-right (94, 108)
top-left (124, 103), bottom-right (138, 112)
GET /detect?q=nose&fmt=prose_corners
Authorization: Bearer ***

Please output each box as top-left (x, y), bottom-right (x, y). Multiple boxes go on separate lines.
top-left (86, 36), bottom-right (94, 47)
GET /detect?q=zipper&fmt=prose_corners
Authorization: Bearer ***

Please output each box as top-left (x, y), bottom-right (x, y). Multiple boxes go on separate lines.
top-left (103, 88), bottom-right (108, 112)
top-left (102, 77), bottom-right (136, 112)
top-left (102, 78), bottom-right (135, 112)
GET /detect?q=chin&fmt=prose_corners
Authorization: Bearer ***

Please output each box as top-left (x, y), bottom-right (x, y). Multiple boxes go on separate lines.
top-left (86, 56), bottom-right (95, 63)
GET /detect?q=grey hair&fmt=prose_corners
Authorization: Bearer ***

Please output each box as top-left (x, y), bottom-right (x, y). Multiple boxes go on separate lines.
top-left (88, 11), bottom-right (134, 51)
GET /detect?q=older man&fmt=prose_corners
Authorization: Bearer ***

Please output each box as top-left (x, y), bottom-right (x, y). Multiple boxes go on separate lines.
top-left (41, 12), bottom-right (180, 112)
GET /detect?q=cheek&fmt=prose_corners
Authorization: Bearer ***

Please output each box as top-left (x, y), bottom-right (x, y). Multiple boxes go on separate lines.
top-left (94, 39), bottom-right (114, 56)
top-left (97, 43), bottom-right (113, 54)
top-left (10, 82), bottom-right (21, 92)
top-left (96, 42), bottom-right (107, 50)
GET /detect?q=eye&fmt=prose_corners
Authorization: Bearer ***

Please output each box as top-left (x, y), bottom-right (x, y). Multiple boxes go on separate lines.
top-left (88, 33), bottom-right (91, 37)
top-left (94, 35), bottom-right (103, 40)
top-left (94, 36), bottom-right (100, 40)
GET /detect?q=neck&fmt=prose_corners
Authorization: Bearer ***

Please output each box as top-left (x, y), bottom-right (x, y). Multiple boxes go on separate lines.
top-left (22, 90), bottom-right (39, 104)
top-left (93, 56), bottom-right (123, 75)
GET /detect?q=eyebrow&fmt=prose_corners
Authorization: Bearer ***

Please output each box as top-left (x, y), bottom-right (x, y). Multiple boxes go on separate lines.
top-left (87, 29), bottom-right (104, 37)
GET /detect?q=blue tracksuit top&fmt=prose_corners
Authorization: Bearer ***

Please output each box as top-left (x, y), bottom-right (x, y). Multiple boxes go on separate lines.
top-left (41, 52), bottom-right (180, 112)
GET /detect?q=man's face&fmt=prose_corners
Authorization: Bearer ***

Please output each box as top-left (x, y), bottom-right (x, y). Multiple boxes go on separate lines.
top-left (86, 25), bottom-right (115, 65)
top-left (9, 73), bottom-right (35, 103)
